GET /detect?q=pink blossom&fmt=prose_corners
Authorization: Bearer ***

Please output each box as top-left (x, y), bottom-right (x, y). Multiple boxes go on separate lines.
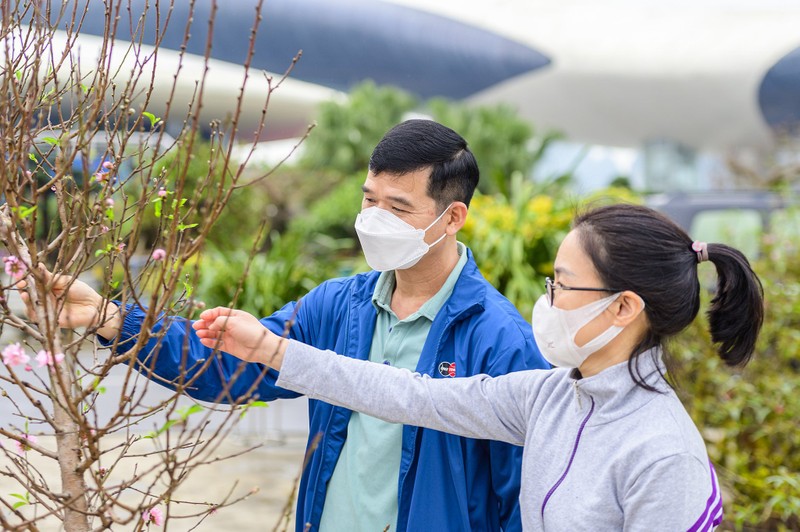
top-left (105, 198), bottom-right (115, 208)
top-left (24, 364), bottom-right (33, 372)
top-left (102, 161), bottom-right (115, 170)
top-left (24, 171), bottom-right (32, 178)
top-left (4, 256), bottom-right (26, 279)
top-left (157, 187), bottom-right (167, 198)
top-left (2, 343), bottom-right (30, 366)
top-left (116, 243), bottom-right (126, 253)
top-left (151, 248), bottom-right (167, 261)
top-left (93, 172), bottom-right (108, 183)
top-left (12, 433), bottom-right (37, 454)
top-left (100, 225), bottom-right (110, 234)
top-left (35, 350), bottom-right (65, 368)
top-left (142, 506), bottom-right (164, 526)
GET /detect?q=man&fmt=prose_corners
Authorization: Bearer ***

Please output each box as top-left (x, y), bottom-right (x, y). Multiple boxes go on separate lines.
top-left (47, 120), bottom-right (547, 531)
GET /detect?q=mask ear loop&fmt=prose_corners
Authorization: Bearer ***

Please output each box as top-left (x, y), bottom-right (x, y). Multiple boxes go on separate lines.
top-left (421, 203), bottom-right (454, 249)
top-left (422, 203), bottom-right (455, 231)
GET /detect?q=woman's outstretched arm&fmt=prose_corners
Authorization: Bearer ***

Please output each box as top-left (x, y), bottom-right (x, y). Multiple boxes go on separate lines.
top-left (276, 339), bottom-right (536, 446)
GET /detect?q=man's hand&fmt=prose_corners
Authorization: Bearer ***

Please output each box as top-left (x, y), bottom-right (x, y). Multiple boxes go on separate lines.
top-left (17, 269), bottom-right (121, 339)
top-left (192, 307), bottom-right (286, 369)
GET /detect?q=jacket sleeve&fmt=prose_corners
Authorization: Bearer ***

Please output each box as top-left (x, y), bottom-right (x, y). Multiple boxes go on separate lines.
top-left (483, 338), bottom-right (546, 532)
top-left (622, 454), bottom-right (723, 531)
top-left (99, 299), bottom-right (315, 403)
top-left (277, 339), bottom-right (536, 444)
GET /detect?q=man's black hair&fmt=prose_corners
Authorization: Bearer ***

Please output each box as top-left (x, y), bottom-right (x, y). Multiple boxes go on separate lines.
top-left (369, 119), bottom-right (479, 209)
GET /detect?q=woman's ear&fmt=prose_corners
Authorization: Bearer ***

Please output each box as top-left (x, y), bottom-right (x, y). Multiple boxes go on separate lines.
top-left (447, 202), bottom-right (469, 234)
top-left (610, 291), bottom-right (646, 327)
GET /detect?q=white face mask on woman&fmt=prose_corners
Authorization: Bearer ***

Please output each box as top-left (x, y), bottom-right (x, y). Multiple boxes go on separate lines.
top-left (531, 293), bottom-right (631, 369)
top-left (354, 204), bottom-right (452, 272)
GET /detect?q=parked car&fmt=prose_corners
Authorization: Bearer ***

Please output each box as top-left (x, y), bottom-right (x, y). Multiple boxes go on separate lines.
top-left (647, 190), bottom-right (799, 259)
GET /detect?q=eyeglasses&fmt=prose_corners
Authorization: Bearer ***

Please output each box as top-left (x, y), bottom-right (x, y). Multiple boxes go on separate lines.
top-left (545, 277), bottom-right (623, 307)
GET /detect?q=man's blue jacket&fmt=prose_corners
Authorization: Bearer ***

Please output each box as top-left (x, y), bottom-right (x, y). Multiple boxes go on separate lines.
top-left (111, 249), bottom-right (548, 531)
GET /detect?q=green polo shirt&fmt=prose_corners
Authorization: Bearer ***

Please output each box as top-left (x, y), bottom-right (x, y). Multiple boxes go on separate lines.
top-left (319, 242), bottom-right (468, 532)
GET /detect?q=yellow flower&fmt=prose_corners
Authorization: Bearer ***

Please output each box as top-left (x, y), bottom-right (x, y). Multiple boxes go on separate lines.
top-left (527, 195), bottom-right (553, 217)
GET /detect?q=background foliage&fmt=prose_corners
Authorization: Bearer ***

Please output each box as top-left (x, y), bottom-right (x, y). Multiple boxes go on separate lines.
top-left (672, 225), bottom-right (800, 531)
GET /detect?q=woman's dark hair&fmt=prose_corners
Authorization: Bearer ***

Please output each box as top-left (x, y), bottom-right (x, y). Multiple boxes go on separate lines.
top-left (573, 203), bottom-right (764, 390)
top-left (369, 119), bottom-right (480, 209)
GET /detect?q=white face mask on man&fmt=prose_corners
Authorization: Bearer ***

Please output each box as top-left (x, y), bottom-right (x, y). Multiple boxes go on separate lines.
top-left (531, 293), bottom-right (638, 369)
top-left (354, 204), bottom-right (452, 272)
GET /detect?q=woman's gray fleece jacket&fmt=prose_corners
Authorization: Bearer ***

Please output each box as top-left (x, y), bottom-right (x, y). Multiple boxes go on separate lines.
top-left (275, 341), bottom-right (722, 531)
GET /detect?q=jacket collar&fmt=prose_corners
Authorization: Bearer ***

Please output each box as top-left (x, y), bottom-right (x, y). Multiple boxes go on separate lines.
top-left (572, 349), bottom-right (672, 425)
top-left (356, 247), bottom-right (487, 325)
top-left (441, 248), bottom-right (487, 322)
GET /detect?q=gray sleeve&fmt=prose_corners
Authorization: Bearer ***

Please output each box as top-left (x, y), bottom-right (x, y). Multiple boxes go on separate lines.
top-left (623, 453), bottom-right (722, 531)
top-left (276, 339), bottom-right (536, 445)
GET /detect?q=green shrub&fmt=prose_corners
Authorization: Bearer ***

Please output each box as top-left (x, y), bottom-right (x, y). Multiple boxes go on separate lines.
top-left (287, 172), bottom-right (364, 241)
top-left (196, 231), bottom-right (365, 317)
top-left (671, 227), bottom-right (800, 530)
top-left (461, 177), bottom-right (641, 318)
top-left (131, 139), bottom-right (273, 253)
top-left (300, 81), bottom-right (417, 175)
top-left (428, 98), bottom-right (561, 197)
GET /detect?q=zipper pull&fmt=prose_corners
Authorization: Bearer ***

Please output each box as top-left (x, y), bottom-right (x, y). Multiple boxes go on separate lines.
top-left (572, 381), bottom-right (583, 410)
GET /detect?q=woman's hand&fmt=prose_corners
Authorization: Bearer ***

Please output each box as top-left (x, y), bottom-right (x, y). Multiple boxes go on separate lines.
top-left (192, 307), bottom-right (286, 369)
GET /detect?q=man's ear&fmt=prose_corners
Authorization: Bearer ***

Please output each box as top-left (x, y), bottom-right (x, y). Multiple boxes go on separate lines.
top-left (610, 291), bottom-right (646, 327)
top-left (447, 202), bottom-right (469, 234)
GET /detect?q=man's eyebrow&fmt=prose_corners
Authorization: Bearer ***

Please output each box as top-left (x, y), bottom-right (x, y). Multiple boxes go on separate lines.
top-left (360, 186), bottom-right (415, 208)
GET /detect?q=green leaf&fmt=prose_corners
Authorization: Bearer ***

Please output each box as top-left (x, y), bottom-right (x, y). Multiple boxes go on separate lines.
top-left (28, 153), bottom-right (37, 162)
top-left (91, 377), bottom-right (107, 394)
top-left (42, 136), bottom-right (61, 146)
top-left (9, 492), bottom-right (29, 508)
top-left (240, 400), bottom-right (269, 419)
top-left (177, 223), bottom-right (198, 231)
top-left (182, 279), bottom-right (194, 298)
top-left (105, 208), bottom-right (115, 221)
top-left (142, 111), bottom-right (161, 128)
top-left (14, 70), bottom-right (22, 81)
top-left (153, 197), bottom-right (162, 218)
top-left (177, 404), bottom-right (204, 420)
top-left (13, 205), bottom-right (37, 219)
top-left (109, 280), bottom-right (120, 290)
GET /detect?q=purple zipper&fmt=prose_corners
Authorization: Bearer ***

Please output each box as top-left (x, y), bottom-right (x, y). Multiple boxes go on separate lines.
top-left (541, 397), bottom-right (596, 518)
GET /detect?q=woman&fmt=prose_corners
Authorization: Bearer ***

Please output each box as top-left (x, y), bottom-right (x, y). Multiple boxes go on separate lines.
top-left (194, 203), bottom-right (763, 530)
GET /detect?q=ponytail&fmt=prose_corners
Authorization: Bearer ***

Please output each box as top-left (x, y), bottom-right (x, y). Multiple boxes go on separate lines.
top-left (706, 244), bottom-right (764, 367)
